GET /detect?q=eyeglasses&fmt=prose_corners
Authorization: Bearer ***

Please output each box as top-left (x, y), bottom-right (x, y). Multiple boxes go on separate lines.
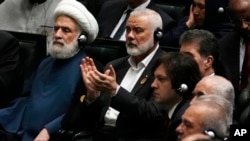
top-left (231, 16), bottom-right (250, 25)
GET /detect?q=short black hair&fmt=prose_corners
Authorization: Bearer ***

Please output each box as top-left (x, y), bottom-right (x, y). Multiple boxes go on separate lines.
top-left (152, 52), bottom-right (201, 98)
top-left (179, 29), bottom-right (219, 69)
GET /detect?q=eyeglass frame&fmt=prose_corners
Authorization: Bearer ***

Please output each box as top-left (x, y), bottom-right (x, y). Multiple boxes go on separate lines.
top-left (232, 16), bottom-right (250, 25)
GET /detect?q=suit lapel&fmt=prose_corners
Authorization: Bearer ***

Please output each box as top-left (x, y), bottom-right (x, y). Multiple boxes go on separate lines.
top-left (115, 59), bottom-right (130, 84)
top-left (130, 49), bottom-right (165, 95)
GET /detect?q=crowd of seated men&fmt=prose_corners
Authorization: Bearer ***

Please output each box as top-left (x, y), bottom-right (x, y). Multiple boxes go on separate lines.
top-left (0, 0), bottom-right (249, 141)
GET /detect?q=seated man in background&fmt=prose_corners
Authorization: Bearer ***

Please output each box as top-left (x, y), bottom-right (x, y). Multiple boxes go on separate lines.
top-left (179, 29), bottom-right (221, 77)
top-left (176, 95), bottom-right (231, 141)
top-left (161, 0), bottom-right (234, 47)
top-left (97, 0), bottom-right (176, 41)
top-left (219, 0), bottom-right (250, 102)
top-left (191, 75), bottom-right (235, 105)
top-left (191, 75), bottom-right (235, 124)
top-left (194, 95), bottom-right (234, 129)
top-left (0, 30), bottom-right (23, 108)
top-left (150, 52), bottom-right (201, 141)
top-left (0, 0), bottom-right (63, 47)
top-left (0, 0), bottom-right (99, 141)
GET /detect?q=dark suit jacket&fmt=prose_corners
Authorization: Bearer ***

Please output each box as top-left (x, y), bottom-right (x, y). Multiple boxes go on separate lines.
top-left (218, 30), bottom-right (240, 97)
top-left (97, 0), bottom-right (176, 38)
top-left (160, 0), bottom-right (234, 47)
top-left (60, 48), bottom-right (167, 141)
top-left (165, 99), bottom-right (191, 141)
top-left (0, 31), bottom-right (23, 108)
top-left (161, 16), bottom-right (234, 47)
top-left (218, 30), bottom-right (241, 121)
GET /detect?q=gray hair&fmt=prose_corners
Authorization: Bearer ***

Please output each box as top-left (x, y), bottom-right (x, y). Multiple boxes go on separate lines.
top-left (198, 75), bottom-right (235, 104)
top-left (192, 100), bottom-right (229, 139)
top-left (130, 8), bottom-right (163, 31)
top-left (196, 94), bottom-right (233, 126)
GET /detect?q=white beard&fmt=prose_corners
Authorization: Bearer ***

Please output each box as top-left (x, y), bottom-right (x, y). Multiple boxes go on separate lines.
top-left (126, 37), bottom-right (154, 56)
top-left (48, 39), bottom-right (80, 59)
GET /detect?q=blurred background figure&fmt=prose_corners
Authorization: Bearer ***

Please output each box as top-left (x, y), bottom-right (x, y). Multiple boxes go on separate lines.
top-left (179, 29), bottom-right (220, 77)
top-left (219, 0), bottom-right (250, 123)
top-left (191, 75), bottom-right (235, 105)
top-left (161, 0), bottom-right (234, 47)
top-left (0, 0), bottom-right (63, 48)
top-left (0, 31), bottom-right (23, 108)
top-left (97, 0), bottom-right (176, 41)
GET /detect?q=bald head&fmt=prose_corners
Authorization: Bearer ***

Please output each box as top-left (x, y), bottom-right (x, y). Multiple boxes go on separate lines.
top-left (192, 75), bottom-right (235, 104)
top-left (229, 0), bottom-right (250, 8)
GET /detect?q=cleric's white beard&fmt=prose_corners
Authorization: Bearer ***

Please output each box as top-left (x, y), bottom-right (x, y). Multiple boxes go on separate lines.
top-left (126, 37), bottom-right (154, 56)
top-left (48, 40), bottom-right (79, 59)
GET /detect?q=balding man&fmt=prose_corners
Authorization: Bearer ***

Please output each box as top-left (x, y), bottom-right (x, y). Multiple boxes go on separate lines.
top-left (176, 100), bottom-right (230, 141)
top-left (191, 75), bottom-right (235, 104)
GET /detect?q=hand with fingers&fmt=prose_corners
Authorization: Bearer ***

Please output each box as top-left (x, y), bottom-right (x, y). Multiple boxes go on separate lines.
top-left (80, 57), bottom-right (100, 101)
top-left (186, 4), bottom-right (196, 29)
top-left (90, 64), bottom-right (118, 96)
top-left (34, 128), bottom-right (50, 141)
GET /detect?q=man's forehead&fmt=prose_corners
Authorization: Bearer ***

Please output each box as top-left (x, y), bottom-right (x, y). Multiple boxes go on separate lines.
top-left (127, 16), bottom-right (149, 28)
top-left (193, 0), bottom-right (205, 4)
top-left (128, 15), bottom-right (149, 23)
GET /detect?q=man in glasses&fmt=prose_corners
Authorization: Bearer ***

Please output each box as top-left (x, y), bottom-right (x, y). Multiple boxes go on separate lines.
top-left (218, 0), bottom-right (250, 122)
top-left (160, 0), bottom-right (234, 47)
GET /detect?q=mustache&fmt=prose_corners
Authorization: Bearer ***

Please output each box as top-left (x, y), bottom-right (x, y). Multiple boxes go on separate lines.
top-left (126, 42), bottom-right (137, 47)
top-left (53, 39), bottom-right (65, 45)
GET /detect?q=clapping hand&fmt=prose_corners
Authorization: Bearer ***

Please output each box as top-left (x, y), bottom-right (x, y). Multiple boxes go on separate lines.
top-left (80, 57), bottom-right (100, 101)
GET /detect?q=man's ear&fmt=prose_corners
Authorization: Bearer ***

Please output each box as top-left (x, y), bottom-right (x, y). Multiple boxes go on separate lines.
top-left (204, 55), bottom-right (214, 68)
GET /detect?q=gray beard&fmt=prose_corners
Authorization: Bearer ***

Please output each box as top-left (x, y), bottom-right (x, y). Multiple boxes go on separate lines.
top-left (48, 40), bottom-right (80, 59)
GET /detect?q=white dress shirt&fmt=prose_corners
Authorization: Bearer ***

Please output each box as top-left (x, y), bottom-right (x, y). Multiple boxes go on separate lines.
top-left (104, 45), bottom-right (159, 127)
